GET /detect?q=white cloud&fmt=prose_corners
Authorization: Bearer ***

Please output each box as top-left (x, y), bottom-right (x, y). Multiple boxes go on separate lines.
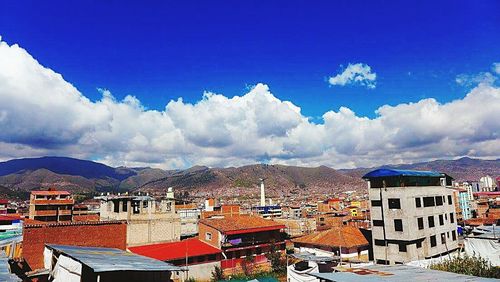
top-left (0, 38), bottom-right (499, 169)
top-left (328, 63), bottom-right (377, 89)
top-left (493, 62), bottom-right (500, 75)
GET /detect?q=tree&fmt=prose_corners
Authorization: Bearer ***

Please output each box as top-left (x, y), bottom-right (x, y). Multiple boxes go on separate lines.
top-left (265, 240), bottom-right (287, 273)
top-left (241, 255), bottom-right (255, 276)
top-left (211, 265), bottom-right (225, 282)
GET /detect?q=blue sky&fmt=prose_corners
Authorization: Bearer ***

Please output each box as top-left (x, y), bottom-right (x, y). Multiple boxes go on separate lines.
top-left (1, 1), bottom-right (498, 119)
top-left (0, 1), bottom-right (499, 168)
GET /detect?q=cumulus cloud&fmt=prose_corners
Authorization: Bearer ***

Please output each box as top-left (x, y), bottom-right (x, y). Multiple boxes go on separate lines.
top-left (328, 63), bottom-right (377, 89)
top-left (0, 38), bottom-right (499, 169)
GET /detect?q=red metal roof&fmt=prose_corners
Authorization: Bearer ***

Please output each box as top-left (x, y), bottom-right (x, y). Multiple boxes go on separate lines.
top-left (128, 238), bottom-right (221, 261)
top-left (31, 190), bottom-right (71, 196)
top-left (0, 215), bottom-right (20, 221)
top-left (224, 225), bottom-right (286, 235)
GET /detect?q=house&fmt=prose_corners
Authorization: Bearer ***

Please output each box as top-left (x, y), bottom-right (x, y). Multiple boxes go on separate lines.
top-left (176, 203), bottom-right (201, 238)
top-left (198, 215), bottom-right (286, 274)
top-left (364, 169), bottom-right (459, 265)
top-left (28, 189), bottom-right (74, 222)
top-left (129, 238), bottom-right (222, 281)
top-left (44, 244), bottom-right (181, 282)
top-left (292, 226), bottom-right (369, 261)
top-left (97, 194), bottom-right (181, 246)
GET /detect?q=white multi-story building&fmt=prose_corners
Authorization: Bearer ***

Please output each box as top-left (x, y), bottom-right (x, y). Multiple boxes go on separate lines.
top-left (364, 169), bottom-right (459, 265)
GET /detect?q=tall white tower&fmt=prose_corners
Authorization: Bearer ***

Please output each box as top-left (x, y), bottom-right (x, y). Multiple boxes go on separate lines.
top-left (259, 178), bottom-right (266, 207)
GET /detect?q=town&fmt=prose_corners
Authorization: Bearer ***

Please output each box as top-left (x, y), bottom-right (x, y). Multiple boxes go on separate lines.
top-left (0, 169), bottom-right (498, 281)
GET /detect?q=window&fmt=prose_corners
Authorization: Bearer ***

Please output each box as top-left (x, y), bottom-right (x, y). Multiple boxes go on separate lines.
top-left (441, 233), bottom-right (446, 244)
top-left (394, 219), bottom-right (403, 232)
top-left (398, 243), bottom-right (407, 252)
top-left (430, 235), bottom-right (437, 247)
top-left (376, 259), bottom-right (389, 265)
top-left (439, 214), bottom-right (444, 226)
top-left (374, 240), bottom-right (385, 246)
top-left (416, 241), bottom-right (422, 248)
top-left (445, 213), bottom-right (448, 220)
top-left (435, 196), bottom-right (443, 206)
top-left (428, 216), bottom-right (435, 228)
top-left (371, 200), bottom-right (382, 207)
top-left (448, 195), bottom-right (453, 205)
top-left (373, 220), bottom-right (384, 227)
top-left (417, 217), bottom-right (424, 230)
top-left (452, 230), bottom-right (457, 241)
top-left (208, 254), bottom-right (217, 261)
top-left (122, 201), bottom-right (128, 212)
top-left (415, 197), bottom-right (422, 208)
top-left (447, 232), bottom-right (450, 238)
top-left (388, 198), bottom-right (401, 209)
top-left (423, 197), bottom-right (435, 207)
top-left (450, 213), bottom-right (455, 223)
top-left (205, 232), bottom-right (212, 241)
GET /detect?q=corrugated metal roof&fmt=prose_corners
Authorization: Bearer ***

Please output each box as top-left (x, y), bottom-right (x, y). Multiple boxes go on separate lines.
top-left (0, 254), bottom-right (21, 281)
top-left (129, 238), bottom-right (221, 261)
top-left (309, 264), bottom-right (497, 281)
top-left (46, 244), bottom-right (181, 273)
top-left (363, 169), bottom-right (442, 179)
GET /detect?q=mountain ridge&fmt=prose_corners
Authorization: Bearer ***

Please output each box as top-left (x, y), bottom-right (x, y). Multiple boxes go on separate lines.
top-left (0, 156), bottom-right (498, 199)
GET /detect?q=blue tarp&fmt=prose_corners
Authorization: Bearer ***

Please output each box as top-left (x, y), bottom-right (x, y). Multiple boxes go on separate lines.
top-left (363, 169), bottom-right (442, 179)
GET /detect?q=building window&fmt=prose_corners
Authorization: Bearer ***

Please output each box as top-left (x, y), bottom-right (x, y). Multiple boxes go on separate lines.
top-left (373, 220), bottom-right (384, 226)
top-left (439, 214), bottom-right (444, 226)
top-left (428, 216), bottom-right (435, 228)
top-left (435, 196), bottom-right (443, 206)
top-left (374, 240), bottom-right (385, 246)
top-left (415, 197), bottom-right (422, 208)
top-left (430, 235), bottom-right (437, 247)
top-left (452, 230), bottom-right (457, 241)
top-left (450, 213), bottom-right (454, 223)
top-left (417, 217), bottom-right (424, 230)
top-left (441, 233), bottom-right (446, 244)
top-left (205, 232), bottom-right (212, 241)
top-left (448, 195), bottom-right (453, 205)
top-left (388, 198), bottom-right (401, 209)
top-left (394, 219), bottom-right (403, 232)
top-left (399, 243), bottom-right (407, 252)
top-left (371, 200), bottom-right (382, 207)
top-left (416, 241), bottom-right (422, 248)
top-left (423, 197), bottom-right (435, 207)
top-left (376, 259), bottom-right (389, 265)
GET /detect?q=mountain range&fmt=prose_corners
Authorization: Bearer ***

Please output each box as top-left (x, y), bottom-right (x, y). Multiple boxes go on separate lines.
top-left (0, 156), bottom-right (498, 199)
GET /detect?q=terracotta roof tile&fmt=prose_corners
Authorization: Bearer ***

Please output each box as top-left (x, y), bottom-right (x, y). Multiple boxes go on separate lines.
top-left (292, 226), bottom-right (368, 248)
top-left (199, 215), bottom-right (285, 234)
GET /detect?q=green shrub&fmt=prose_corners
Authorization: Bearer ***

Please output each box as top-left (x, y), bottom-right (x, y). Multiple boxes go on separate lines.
top-left (429, 254), bottom-right (500, 278)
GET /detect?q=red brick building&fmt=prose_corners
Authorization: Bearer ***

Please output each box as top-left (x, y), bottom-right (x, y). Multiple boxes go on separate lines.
top-left (22, 220), bottom-right (127, 269)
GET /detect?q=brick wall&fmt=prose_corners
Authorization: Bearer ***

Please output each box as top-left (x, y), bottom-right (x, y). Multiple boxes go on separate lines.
top-left (23, 221), bottom-right (127, 270)
top-left (198, 223), bottom-right (220, 248)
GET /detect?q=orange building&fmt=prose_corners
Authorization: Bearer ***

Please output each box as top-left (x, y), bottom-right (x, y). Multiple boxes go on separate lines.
top-left (28, 189), bottom-right (74, 222)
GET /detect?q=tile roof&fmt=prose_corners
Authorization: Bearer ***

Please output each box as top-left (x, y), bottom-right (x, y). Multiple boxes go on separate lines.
top-left (292, 226), bottom-right (368, 248)
top-left (199, 215), bottom-right (285, 234)
top-left (129, 238), bottom-right (221, 261)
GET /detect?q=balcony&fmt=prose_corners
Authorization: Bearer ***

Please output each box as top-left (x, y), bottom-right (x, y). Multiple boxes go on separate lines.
top-left (32, 199), bottom-right (74, 205)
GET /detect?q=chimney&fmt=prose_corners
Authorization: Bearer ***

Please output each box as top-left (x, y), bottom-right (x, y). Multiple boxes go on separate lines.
top-left (260, 178), bottom-right (266, 206)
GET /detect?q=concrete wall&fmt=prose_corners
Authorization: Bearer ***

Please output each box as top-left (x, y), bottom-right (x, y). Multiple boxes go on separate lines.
top-left (127, 218), bottom-right (181, 246)
top-left (171, 261), bottom-right (220, 281)
top-left (369, 185), bottom-right (459, 264)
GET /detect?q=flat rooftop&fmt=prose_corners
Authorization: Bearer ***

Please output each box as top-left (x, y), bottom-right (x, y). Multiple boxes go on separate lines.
top-left (310, 264), bottom-right (497, 281)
